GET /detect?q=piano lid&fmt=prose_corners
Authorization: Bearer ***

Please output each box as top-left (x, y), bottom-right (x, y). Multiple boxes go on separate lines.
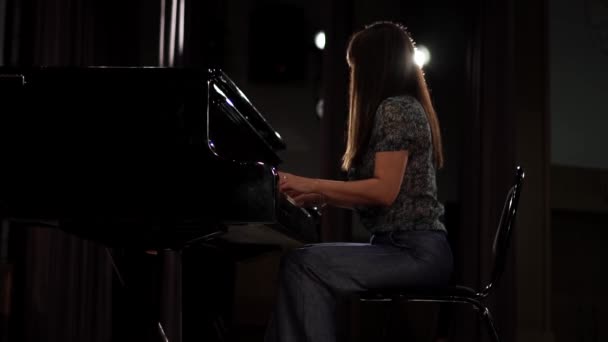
top-left (207, 68), bottom-right (286, 151)
top-left (0, 66), bottom-right (287, 165)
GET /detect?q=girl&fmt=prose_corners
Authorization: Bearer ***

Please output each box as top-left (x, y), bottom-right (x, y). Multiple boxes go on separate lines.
top-left (265, 21), bottom-right (453, 342)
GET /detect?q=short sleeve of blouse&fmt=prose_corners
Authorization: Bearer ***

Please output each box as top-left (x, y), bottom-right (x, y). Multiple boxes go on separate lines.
top-left (370, 96), bottom-right (424, 152)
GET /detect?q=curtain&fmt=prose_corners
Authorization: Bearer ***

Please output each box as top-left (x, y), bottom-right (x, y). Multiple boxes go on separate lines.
top-left (453, 0), bottom-right (518, 340)
top-left (4, 0), bottom-right (161, 341)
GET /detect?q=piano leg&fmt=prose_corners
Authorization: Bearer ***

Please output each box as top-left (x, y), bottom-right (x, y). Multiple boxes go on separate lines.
top-left (159, 249), bottom-right (182, 342)
top-left (108, 247), bottom-right (183, 342)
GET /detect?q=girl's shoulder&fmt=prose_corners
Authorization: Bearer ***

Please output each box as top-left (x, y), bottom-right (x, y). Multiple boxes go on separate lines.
top-left (383, 94), bottom-right (421, 106)
top-left (378, 95), bottom-right (425, 119)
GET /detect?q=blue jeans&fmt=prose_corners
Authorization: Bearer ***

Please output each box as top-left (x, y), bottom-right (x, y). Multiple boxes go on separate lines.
top-left (264, 230), bottom-right (454, 342)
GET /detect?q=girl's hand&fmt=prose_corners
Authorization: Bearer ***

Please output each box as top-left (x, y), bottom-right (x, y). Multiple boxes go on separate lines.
top-left (278, 171), bottom-right (317, 194)
top-left (292, 193), bottom-right (326, 208)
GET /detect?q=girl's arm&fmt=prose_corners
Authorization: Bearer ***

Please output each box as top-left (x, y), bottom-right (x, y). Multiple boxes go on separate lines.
top-left (280, 150), bottom-right (408, 208)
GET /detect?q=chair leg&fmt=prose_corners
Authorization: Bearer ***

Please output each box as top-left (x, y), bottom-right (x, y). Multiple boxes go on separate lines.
top-left (481, 306), bottom-right (500, 342)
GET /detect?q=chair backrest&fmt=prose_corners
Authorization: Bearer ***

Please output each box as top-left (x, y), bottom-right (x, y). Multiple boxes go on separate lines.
top-left (480, 166), bottom-right (525, 297)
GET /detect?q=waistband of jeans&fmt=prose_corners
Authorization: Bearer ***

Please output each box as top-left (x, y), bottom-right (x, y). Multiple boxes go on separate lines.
top-left (370, 228), bottom-right (446, 244)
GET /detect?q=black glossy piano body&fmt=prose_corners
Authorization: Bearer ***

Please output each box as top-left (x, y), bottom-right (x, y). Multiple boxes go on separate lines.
top-left (0, 67), bottom-right (321, 342)
top-left (0, 67), bottom-right (319, 248)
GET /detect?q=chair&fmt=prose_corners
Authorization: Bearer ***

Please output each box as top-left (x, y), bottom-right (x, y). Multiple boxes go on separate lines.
top-left (359, 166), bottom-right (525, 342)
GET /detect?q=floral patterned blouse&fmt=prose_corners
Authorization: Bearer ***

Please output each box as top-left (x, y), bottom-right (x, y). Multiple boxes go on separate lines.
top-left (347, 95), bottom-right (446, 233)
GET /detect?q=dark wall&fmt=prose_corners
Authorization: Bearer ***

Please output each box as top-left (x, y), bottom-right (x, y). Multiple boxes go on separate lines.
top-left (549, 0), bottom-right (608, 340)
top-left (549, 0), bottom-right (608, 170)
top-left (552, 210), bottom-right (608, 341)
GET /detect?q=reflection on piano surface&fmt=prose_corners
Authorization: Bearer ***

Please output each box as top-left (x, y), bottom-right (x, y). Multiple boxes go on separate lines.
top-left (0, 67), bottom-right (321, 341)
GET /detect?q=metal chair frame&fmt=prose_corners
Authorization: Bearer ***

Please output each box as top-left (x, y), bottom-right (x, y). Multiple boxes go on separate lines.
top-left (359, 166), bottom-right (525, 342)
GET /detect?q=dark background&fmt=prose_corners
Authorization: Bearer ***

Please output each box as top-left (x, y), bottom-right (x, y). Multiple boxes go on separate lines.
top-left (0, 0), bottom-right (607, 341)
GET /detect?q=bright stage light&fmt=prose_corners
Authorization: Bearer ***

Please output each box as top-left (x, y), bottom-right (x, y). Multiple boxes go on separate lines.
top-left (414, 45), bottom-right (430, 67)
top-left (314, 31), bottom-right (326, 50)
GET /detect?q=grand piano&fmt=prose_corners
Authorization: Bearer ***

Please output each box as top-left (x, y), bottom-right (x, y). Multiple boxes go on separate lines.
top-left (0, 67), bottom-right (320, 341)
top-left (0, 66), bottom-right (319, 246)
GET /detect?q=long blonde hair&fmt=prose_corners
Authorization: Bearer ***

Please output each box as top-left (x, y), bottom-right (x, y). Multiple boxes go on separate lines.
top-left (342, 21), bottom-right (443, 171)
